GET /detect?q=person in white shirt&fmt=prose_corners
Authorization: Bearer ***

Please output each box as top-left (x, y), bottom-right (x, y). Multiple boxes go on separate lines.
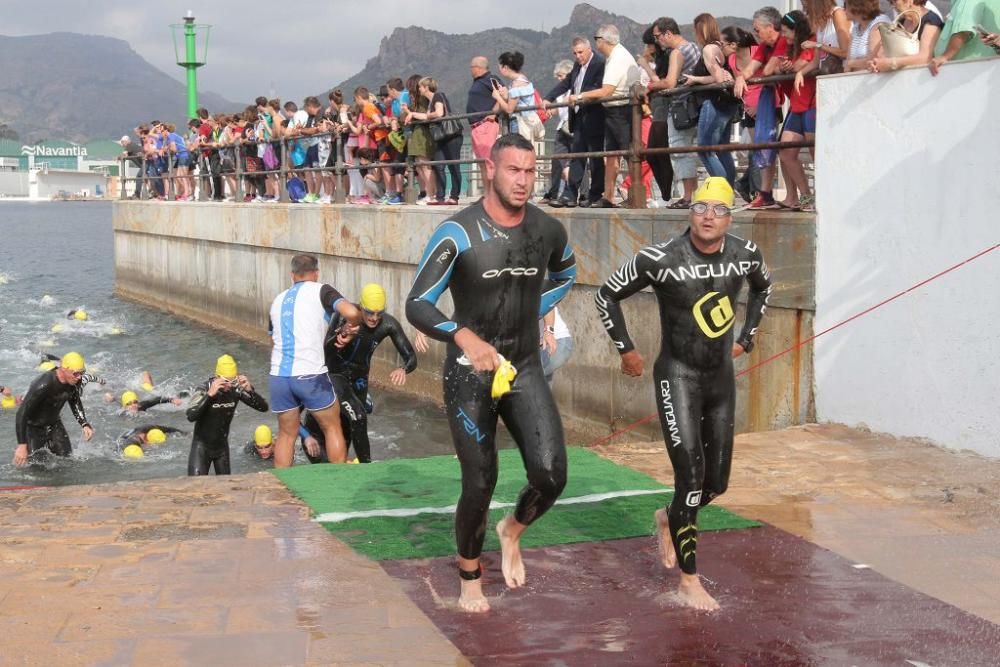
top-left (569, 24), bottom-right (639, 208)
top-left (268, 254), bottom-right (361, 467)
top-left (540, 307), bottom-right (574, 385)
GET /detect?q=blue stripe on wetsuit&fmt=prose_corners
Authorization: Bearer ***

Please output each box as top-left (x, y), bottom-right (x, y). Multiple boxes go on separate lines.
top-left (414, 221), bottom-right (471, 305)
top-left (278, 282), bottom-right (304, 376)
top-left (539, 259), bottom-right (577, 316)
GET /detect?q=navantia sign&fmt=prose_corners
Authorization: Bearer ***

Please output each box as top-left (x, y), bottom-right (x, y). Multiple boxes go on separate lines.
top-left (20, 145), bottom-right (88, 157)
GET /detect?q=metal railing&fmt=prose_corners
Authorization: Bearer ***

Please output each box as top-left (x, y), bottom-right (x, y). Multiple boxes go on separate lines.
top-left (119, 72), bottom-right (814, 209)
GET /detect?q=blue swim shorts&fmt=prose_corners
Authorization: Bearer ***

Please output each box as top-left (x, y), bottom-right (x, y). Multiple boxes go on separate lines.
top-left (269, 373), bottom-right (337, 413)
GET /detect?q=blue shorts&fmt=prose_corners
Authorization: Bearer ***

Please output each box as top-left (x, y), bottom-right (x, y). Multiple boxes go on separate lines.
top-left (783, 109), bottom-right (816, 136)
top-left (305, 144), bottom-right (320, 168)
top-left (269, 373), bottom-right (336, 414)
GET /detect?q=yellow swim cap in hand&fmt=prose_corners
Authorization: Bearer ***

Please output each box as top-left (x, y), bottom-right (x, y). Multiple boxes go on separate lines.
top-left (122, 445), bottom-right (144, 459)
top-left (491, 358), bottom-right (517, 399)
top-left (146, 428), bottom-right (167, 445)
top-left (360, 283), bottom-right (386, 312)
top-left (254, 424), bottom-right (273, 447)
top-left (215, 354), bottom-right (238, 380)
top-left (121, 391), bottom-right (139, 407)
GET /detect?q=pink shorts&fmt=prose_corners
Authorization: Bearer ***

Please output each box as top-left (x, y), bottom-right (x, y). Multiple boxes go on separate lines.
top-left (470, 120), bottom-right (499, 159)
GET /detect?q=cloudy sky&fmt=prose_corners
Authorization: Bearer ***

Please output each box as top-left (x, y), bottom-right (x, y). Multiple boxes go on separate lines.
top-left (1, 1), bottom-right (778, 102)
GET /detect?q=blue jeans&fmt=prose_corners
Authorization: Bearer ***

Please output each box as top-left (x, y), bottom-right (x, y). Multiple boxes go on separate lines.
top-left (540, 337), bottom-right (574, 385)
top-left (697, 98), bottom-right (737, 184)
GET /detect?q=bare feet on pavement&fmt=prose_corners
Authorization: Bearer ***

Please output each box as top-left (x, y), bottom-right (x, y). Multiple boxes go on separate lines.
top-left (655, 509), bottom-right (677, 569)
top-left (677, 573), bottom-right (720, 612)
top-left (496, 516), bottom-right (526, 588)
top-left (458, 577), bottom-right (490, 613)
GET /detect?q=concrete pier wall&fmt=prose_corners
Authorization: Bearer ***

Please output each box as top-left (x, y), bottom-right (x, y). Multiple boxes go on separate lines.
top-left (113, 201), bottom-right (815, 440)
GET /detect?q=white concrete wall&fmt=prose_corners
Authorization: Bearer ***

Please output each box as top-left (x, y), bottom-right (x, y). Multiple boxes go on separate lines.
top-left (815, 58), bottom-right (1000, 457)
top-left (0, 171), bottom-right (29, 197)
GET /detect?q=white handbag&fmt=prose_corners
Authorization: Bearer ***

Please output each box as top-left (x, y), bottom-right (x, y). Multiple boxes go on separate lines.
top-left (878, 10), bottom-right (921, 57)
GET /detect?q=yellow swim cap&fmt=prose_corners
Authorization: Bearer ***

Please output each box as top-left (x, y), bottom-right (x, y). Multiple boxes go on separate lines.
top-left (145, 428), bottom-right (167, 445)
top-left (1, 395), bottom-right (16, 410)
top-left (61, 352), bottom-right (86, 372)
top-left (254, 424), bottom-right (273, 447)
top-left (51, 323), bottom-right (64, 333)
top-left (349, 458), bottom-right (360, 464)
top-left (360, 283), bottom-right (386, 312)
top-left (74, 310), bottom-right (88, 321)
top-left (491, 358), bottom-right (518, 399)
top-left (39, 361), bottom-right (57, 372)
top-left (122, 444), bottom-right (144, 459)
top-left (121, 390), bottom-right (139, 407)
top-left (141, 382), bottom-right (154, 392)
top-left (693, 177), bottom-right (735, 207)
top-left (215, 354), bottom-right (238, 380)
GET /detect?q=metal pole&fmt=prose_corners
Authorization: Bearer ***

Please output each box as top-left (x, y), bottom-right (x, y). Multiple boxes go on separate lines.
top-left (184, 15), bottom-right (198, 120)
top-left (405, 156), bottom-right (418, 204)
top-left (627, 87), bottom-right (646, 209)
top-left (334, 134), bottom-right (346, 204)
top-left (235, 144), bottom-right (244, 202)
top-left (279, 138), bottom-right (289, 203)
top-left (166, 155), bottom-right (176, 200)
top-left (119, 158), bottom-right (127, 200)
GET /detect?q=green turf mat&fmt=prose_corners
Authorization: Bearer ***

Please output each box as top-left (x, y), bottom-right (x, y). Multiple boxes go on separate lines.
top-left (272, 447), bottom-right (758, 561)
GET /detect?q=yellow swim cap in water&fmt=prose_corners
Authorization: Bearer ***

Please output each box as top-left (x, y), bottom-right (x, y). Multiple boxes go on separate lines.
top-left (692, 176), bottom-right (735, 207)
top-left (61, 352), bottom-right (86, 372)
top-left (142, 382), bottom-right (154, 392)
top-left (121, 390), bottom-right (139, 407)
top-left (254, 424), bottom-right (273, 447)
top-left (1, 395), bottom-right (16, 410)
top-left (74, 310), bottom-right (88, 321)
top-left (145, 428), bottom-right (167, 445)
top-left (110, 327), bottom-right (123, 335)
top-left (122, 445), bottom-right (144, 459)
top-left (491, 358), bottom-right (518, 399)
top-left (39, 361), bottom-right (57, 371)
top-left (360, 283), bottom-right (386, 312)
top-left (51, 323), bottom-right (64, 333)
top-left (215, 354), bottom-right (238, 380)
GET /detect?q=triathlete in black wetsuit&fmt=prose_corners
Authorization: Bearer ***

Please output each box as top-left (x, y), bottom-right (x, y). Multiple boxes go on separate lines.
top-left (325, 284), bottom-right (417, 463)
top-left (595, 177), bottom-right (771, 612)
top-left (406, 134), bottom-right (576, 613)
top-left (13, 352), bottom-right (94, 465)
top-left (185, 357), bottom-right (268, 476)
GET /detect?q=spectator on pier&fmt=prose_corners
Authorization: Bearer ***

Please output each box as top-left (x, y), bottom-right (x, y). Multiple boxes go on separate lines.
top-left (801, 0), bottom-right (851, 74)
top-left (868, 0), bottom-right (943, 72)
top-left (411, 76), bottom-right (463, 205)
top-left (465, 56), bottom-right (504, 181)
top-left (492, 51), bottom-right (545, 143)
top-left (636, 25), bottom-right (675, 206)
top-left (144, 121), bottom-right (165, 199)
top-left (843, 0), bottom-right (891, 72)
top-left (776, 10), bottom-right (818, 211)
top-left (930, 0), bottom-right (1000, 75)
top-left (540, 59), bottom-right (575, 205)
top-left (404, 75), bottom-right (437, 204)
top-left (163, 123), bottom-right (193, 201)
top-left (723, 26), bottom-right (764, 202)
top-left (119, 133), bottom-right (144, 199)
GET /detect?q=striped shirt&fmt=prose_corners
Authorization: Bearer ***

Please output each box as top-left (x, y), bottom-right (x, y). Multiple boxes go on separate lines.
top-left (269, 281), bottom-right (344, 377)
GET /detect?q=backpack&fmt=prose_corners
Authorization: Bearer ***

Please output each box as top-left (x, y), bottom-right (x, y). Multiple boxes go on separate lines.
top-left (287, 177), bottom-right (307, 202)
top-left (532, 90), bottom-right (550, 122)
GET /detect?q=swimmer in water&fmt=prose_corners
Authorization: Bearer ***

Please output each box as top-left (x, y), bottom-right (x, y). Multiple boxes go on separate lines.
top-left (108, 390), bottom-right (185, 415)
top-left (66, 309), bottom-right (89, 321)
top-left (185, 354), bottom-right (268, 475)
top-left (13, 352), bottom-right (95, 465)
top-left (117, 424), bottom-right (184, 455)
top-left (243, 424), bottom-right (275, 460)
top-left (595, 177), bottom-right (772, 612)
top-left (406, 134), bottom-right (577, 613)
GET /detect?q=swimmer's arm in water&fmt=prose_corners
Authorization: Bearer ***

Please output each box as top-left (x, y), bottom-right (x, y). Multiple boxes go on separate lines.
top-left (42, 353), bottom-right (61, 362)
top-left (595, 251), bottom-right (657, 355)
top-left (80, 373), bottom-right (106, 387)
top-left (148, 425), bottom-right (185, 435)
top-left (138, 396), bottom-right (172, 410)
top-left (383, 314), bottom-right (418, 374)
top-left (405, 220), bottom-right (471, 343)
top-left (736, 246), bottom-right (773, 353)
top-left (539, 230), bottom-right (577, 317)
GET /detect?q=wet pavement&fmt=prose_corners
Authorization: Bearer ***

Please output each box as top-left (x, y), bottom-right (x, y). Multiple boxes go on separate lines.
top-left (1, 424), bottom-right (998, 665)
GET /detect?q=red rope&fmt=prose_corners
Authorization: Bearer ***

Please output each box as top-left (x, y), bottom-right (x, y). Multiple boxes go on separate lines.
top-left (0, 485), bottom-right (41, 492)
top-left (587, 243), bottom-right (1000, 449)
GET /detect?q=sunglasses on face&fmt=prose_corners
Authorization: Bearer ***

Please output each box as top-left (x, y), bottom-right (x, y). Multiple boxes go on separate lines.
top-left (690, 202), bottom-right (733, 217)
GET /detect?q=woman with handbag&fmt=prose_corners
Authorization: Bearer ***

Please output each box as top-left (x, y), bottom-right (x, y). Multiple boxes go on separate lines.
top-left (492, 51), bottom-right (545, 143)
top-left (407, 77), bottom-right (463, 205)
top-left (844, 0), bottom-right (892, 72)
top-left (868, 0), bottom-right (944, 72)
top-left (801, 0), bottom-right (852, 75)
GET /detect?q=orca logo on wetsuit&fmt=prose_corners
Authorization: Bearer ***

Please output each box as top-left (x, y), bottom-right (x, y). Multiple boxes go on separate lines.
top-left (692, 292), bottom-right (735, 339)
top-left (481, 267), bottom-right (539, 279)
top-left (211, 402), bottom-right (237, 409)
top-left (457, 407), bottom-right (486, 443)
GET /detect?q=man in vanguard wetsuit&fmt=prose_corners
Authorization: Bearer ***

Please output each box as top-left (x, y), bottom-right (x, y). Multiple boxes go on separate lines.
top-left (595, 177), bottom-right (771, 612)
top-left (406, 134), bottom-right (577, 613)
top-left (324, 283), bottom-right (417, 463)
top-left (13, 352), bottom-right (95, 466)
top-left (185, 354), bottom-right (268, 475)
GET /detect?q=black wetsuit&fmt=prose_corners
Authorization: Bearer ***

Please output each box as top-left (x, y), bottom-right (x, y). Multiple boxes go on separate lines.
top-left (118, 425), bottom-right (184, 452)
top-left (185, 379), bottom-right (268, 475)
top-left (324, 310), bottom-right (417, 463)
top-left (406, 200), bottom-right (577, 560)
top-left (596, 230), bottom-right (771, 575)
top-left (15, 370), bottom-right (91, 458)
top-left (124, 396), bottom-right (176, 414)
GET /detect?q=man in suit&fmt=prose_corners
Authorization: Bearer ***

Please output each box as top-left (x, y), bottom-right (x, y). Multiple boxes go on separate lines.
top-left (543, 37), bottom-right (606, 208)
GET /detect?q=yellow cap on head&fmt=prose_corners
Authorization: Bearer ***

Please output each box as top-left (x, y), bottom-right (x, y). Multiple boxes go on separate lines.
top-left (360, 283), bottom-right (386, 312)
top-left (39, 361), bottom-right (57, 372)
top-left (141, 382), bottom-right (154, 392)
top-left (122, 444), bottom-right (144, 459)
top-left (146, 428), bottom-right (167, 445)
top-left (215, 354), bottom-right (238, 380)
top-left (1, 395), bottom-right (16, 409)
top-left (254, 424), bottom-right (273, 447)
top-left (61, 352), bottom-right (86, 372)
top-left (121, 390), bottom-right (139, 407)
top-left (692, 177), bottom-right (735, 207)
top-left (74, 310), bottom-right (88, 321)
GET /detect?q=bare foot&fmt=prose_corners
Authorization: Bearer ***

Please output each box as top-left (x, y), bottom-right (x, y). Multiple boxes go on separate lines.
top-left (496, 516), bottom-right (526, 588)
top-left (677, 573), bottom-right (720, 612)
top-left (655, 509), bottom-right (676, 569)
top-left (458, 578), bottom-right (490, 613)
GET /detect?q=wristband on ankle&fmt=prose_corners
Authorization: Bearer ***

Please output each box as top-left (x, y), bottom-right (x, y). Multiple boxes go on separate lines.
top-left (458, 565), bottom-right (482, 581)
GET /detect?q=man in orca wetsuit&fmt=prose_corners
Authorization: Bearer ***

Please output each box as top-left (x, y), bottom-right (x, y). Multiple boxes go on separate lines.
top-left (325, 283), bottom-right (417, 463)
top-left (13, 352), bottom-right (94, 465)
top-left (186, 354), bottom-right (268, 475)
top-left (595, 177), bottom-right (772, 612)
top-left (406, 133), bottom-right (577, 613)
